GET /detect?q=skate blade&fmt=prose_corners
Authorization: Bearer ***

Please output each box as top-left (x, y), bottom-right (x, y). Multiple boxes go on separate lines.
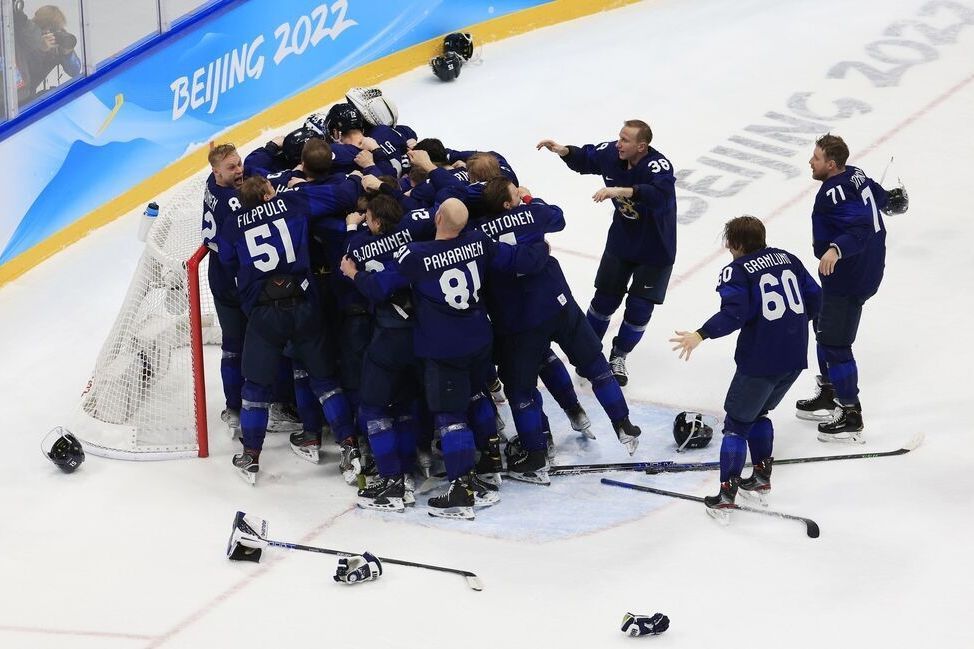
top-left (357, 497), bottom-right (405, 513)
top-left (403, 493), bottom-right (416, 507)
top-left (477, 472), bottom-right (503, 488)
top-left (428, 506), bottom-right (474, 520)
top-left (506, 469), bottom-right (551, 486)
top-left (473, 492), bottom-right (500, 508)
top-left (705, 507), bottom-right (731, 525)
top-left (236, 468), bottom-right (258, 486)
top-left (340, 459), bottom-right (362, 485)
top-left (817, 431), bottom-right (865, 444)
top-left (579, 427), bottom-right (597, 440)
top-left (289, 443), bottom-right (320, 464)
top-left (796, 409), bottom-right (836, 422)
top-left (737, 489), bottom-right (769, 508)
top-left (618, 435), bottom-right (639, 456)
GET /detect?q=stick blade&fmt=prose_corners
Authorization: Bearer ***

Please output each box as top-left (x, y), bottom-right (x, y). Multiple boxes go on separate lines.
top-left (902, 432), bottom-right (925, 452)
top-left (464, 574), bottom-right (484, 591)
top-left (805, 519), bottom-right (821, 539)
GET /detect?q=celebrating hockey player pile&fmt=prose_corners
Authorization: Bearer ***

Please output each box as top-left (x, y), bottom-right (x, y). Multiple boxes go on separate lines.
top-left (199, 41), bottom-right (908, 521)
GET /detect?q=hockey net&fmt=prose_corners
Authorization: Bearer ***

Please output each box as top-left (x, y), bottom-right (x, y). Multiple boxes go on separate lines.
top-left (73, 173), bottom-right (218, 460)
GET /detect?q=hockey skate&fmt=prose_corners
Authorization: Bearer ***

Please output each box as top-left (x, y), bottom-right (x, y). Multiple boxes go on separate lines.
top-left (221, 408), bottom-right (241, 439)
top-left (288, 429), bottom-right (321, 464)
top-left (613, 417), bottom-right (641, 456)
top-left (232, 449), bottom-right (260, 486)
top-left (403, 474), bottom-right (416, 507)
top-left (416, 447), bottom-right (434, 478)
top-left (505, 443), bottom-right (551, 486)
top-left (738, 458), bottom-right (772, 507)
top-left (357, 475), bottom-right (406, 513)
top-left (544, 430), bottom-right (557, 461)
top-left (817, 404), bottom-right (865, 444)
top-left (267, 402), bottom-right (303, 433)
top-left (474, 435), bottom-right (503, 487)
top-left (704, 477), bottom-right (739, 524)
top-left (609, 350), bottom-right (629, 387)
top-left (566, 403), bottom-right (595, 439)
top-left (795, 376), bottom-right (837, 422)
top-left (427, 474), bottom-right (475, 520)
top-left (488, 378), bottom-right (507, 404)
top-left (338, 437), bottom-right (362, 484)
top-left (470, 472), bottom-right (501, 508)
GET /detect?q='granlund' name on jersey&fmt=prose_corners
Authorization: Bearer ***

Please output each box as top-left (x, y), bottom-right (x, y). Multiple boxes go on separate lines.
top-left (422, 240), bottom-right (485, 271)
top-left (742, 252), bottom-right (790, 274)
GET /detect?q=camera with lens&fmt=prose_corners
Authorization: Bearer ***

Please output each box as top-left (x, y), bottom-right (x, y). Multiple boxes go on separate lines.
top-left (45, 28), bottom-right (77, 52)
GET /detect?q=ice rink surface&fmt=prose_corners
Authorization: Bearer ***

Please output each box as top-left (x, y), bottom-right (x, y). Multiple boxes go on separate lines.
top-left (2, 0), bottom-right (973, 646)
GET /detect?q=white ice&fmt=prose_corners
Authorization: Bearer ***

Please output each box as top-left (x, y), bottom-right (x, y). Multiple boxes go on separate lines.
top-left (1, 0), bottom-right (973, 646)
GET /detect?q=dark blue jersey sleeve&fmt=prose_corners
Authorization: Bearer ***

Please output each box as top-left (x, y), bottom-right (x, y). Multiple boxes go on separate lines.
top-left (562, 143), bottom-right (610, 176)
top-left (699, 264), bottom-right (751, 340)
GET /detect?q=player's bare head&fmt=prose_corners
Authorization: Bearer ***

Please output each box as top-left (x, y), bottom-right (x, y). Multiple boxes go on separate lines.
top-left (723, 215), bottom-right (766, 257)
top-left (467, 153), bottom-right (501, 183)
top-left (408, 166), bottom-right (429, 187)
top-left (412, 138), bottom-right (448, 165)
top-left (618, 120), bottom-right (652, 162)
top-left (34, 5), bottom-right (67, 30)
top-left (209, 144), bottom-right (244, 188)
top-left (811, 133), bottom-right (849, 181)
top-left (301, 138), bottom-right (333, 179)
top-left (366, 194), bottom-right (404, 235)
top-left (435, 198), bottom-right (469, 234)
top-left (239, 177), bottom-right (274, 210)
top-left (482, 177), bottom-right (518, 214)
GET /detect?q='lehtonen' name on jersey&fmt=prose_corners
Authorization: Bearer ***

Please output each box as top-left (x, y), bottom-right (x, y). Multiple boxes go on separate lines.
top-left (478, 210), bottom-right (536, 237)
top-left (351, 230), bottom-right (414, 263)
top-left (237, 198), bottom-right (287, 227)
top-left (742, 251), bottom-right (791, 274)
top-left (422, 240), bottom-right (484, 271)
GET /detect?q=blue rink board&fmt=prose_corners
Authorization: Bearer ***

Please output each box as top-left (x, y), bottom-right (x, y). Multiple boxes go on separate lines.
top-left (353, 391), bottom-right (720, 543)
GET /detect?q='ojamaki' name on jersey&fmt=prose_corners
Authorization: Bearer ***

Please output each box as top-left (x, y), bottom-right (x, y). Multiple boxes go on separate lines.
top-left (237, 198), bottom-right (287, 227)
top-left (741, 251), bottom-right (791, 274)
top-left (421, 240), bottom-right (484, 271)
top-left (478, 210), bottom-right (536, 238)
top-left (351, 229), bottom-right (414, 262)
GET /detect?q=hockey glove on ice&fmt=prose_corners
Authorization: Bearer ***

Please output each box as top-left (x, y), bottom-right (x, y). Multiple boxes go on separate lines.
top-left (334, 552), bottom-right (383, 584)
top-left (621, 612), bottom-right (670, 637)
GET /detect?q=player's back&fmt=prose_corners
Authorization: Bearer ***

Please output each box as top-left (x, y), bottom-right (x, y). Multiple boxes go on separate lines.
top-left (725, 247), bottom-right (820, 376)
top-left (395, 230), bottom-right (495, 358)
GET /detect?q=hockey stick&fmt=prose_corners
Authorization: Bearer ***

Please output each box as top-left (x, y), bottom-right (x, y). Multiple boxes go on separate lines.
top-left (227, 512), bottom-right (483, 591)
top-left (600, 478), bottom-right (820, 538)
top-left (548, 432), bottom-right (924, 476)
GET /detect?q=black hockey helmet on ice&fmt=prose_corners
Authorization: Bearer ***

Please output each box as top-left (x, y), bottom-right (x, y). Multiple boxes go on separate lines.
top-left (323, 102), bottom-right (365, 139)
top-left (443, 32), bottom-right (474, 60)
top-left (673, 412), bottom-right (713, 450)
top-left (42, 427), bottom-right (85, 473)
top-left (282, 126), bottom-right (322, 165)
top-left (431, 52), bottom-right (463, 81)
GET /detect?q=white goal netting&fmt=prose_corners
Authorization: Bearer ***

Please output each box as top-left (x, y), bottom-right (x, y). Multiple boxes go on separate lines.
top-left (73, 173), bottom-right (219, 460)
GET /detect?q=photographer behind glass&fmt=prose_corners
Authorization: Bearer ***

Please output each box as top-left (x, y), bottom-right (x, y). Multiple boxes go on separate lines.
top-left (13, 2), bottom-right (81, 105)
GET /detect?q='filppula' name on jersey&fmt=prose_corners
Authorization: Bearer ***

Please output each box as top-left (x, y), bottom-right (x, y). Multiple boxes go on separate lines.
top-left (238, 199), bottom-right (287, 227)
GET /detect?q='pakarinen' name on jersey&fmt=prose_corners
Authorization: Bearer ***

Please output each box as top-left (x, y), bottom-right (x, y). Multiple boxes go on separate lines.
top-left (422, 240), bottom-right (485, 271)
top-left (741, 251), bottom-right (791, 274)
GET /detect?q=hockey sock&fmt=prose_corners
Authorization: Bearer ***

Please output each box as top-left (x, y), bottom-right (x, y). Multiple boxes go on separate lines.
top-left (468, 391), bottom-right (497, 451)
top-left (393, 402), bottom-right (420, 474)
top-left (587, 290), bottom-right (624, 341)
top-left (220, 344), bottom-right (243, 411)
top-left (577, 357), bottom-right (628, 423)
top-left (508, 389), bottom-right (546, 451)
top-left (310, 376), bottom-right (355, 442)
top-left (613, 295), bottom-right (655, 355)
top-left (719, 435), bottom-right (749, 482)
top-left (747, 416), bottom-right (774, 465)
top-left (292, 366), bottom-right (323, 433)
top-left (361, 404), bottom-right (400, 477)
top-left (821, 344), bottom-right (858, 405)
top-left (346, 389), bottom-right (367, 437)
top-left (539, 351), bottom-right (581, 412)
top-left (240, 381), bottom-right (271, 451)
top-left (435, 413), bottom-right (476, 480)
top-left (816, 343), bottom-right (830, 381)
